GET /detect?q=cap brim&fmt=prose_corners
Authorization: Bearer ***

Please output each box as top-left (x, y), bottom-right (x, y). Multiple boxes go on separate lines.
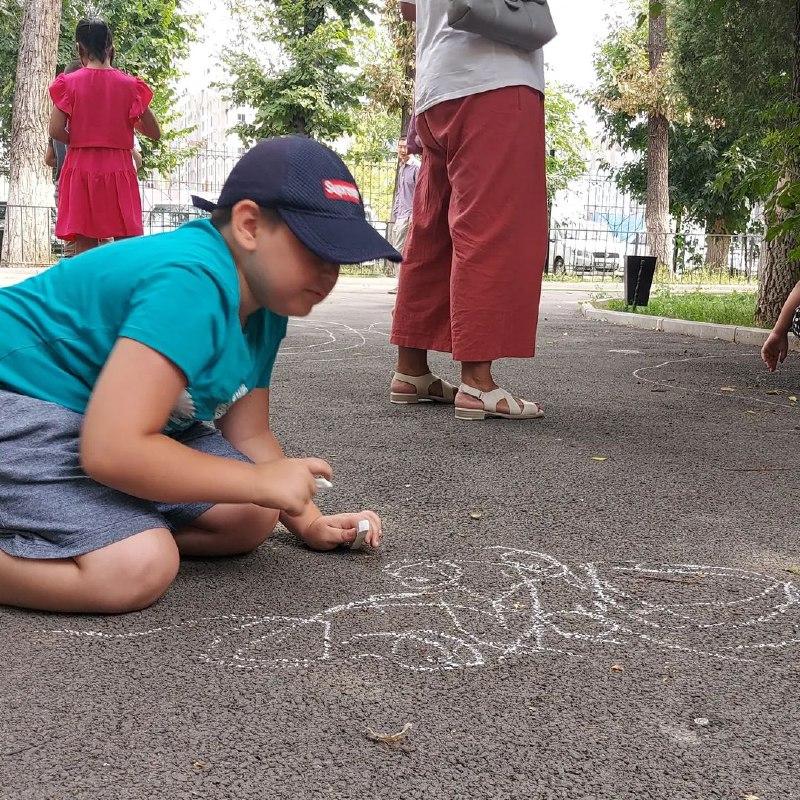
top-left (277, 208), bottom-right (402, 264)
top-left (191, 194), bottom-right (218, 212)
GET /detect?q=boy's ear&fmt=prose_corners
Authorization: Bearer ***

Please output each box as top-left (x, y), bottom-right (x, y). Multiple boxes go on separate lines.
top-left (230, 200), bottom-right (262, 251)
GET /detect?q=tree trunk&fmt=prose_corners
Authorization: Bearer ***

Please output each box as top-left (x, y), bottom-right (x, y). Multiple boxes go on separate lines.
top-left (1, 0), bottom-right (62, 269)
top-left (756, 0), bottom-right (800, 327)
top-left (705, 217), bottom-right (732, 271)
top-left (646, 6), bottom-right (670, 270)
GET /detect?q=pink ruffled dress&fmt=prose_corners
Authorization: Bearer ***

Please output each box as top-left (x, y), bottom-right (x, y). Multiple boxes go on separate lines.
top-left (49, 67), bottom-right (153, 241)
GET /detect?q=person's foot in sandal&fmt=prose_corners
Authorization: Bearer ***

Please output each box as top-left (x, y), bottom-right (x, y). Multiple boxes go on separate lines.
top-left (455, 382), bottom-right (544, 420)
top-left (390, 371), bottom-right (457, 404)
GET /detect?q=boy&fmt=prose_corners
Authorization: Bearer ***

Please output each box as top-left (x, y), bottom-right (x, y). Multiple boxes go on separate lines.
top-left (0, 136), bottom-right (401, 615)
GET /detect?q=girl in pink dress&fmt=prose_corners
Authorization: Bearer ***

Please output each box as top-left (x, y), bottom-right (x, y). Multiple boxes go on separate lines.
top-left (48, 18), bottom-right (161, 255)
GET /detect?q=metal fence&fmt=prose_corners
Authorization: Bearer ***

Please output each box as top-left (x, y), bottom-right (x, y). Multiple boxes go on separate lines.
top-left (545, 228), bottom-right (762, 285)
top-left (0, 156), bottom-right (766, 282)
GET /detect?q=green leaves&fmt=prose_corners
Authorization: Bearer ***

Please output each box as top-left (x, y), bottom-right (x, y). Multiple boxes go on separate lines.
top-left (224, 0), bottom-right (372, 141)
top-left (545, 84), bottom-right (590, 199)
top-left (0, 0), bottom-right (197, 175)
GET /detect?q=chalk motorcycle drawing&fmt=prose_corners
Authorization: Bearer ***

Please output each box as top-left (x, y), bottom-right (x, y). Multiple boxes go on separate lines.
top-left (47, 547), bottom-right (800, 672)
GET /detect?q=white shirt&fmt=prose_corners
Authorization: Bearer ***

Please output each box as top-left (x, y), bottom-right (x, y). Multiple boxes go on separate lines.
top-left (407, 0), bottom-right (545, 115)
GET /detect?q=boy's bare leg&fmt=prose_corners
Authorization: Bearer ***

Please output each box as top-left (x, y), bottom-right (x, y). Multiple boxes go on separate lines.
top-left (0, 528), bottom-right (179, 614)
top-left (391, 346), bottom-right (448, 398)
top-left (173, 504), bottom-right (280, 558)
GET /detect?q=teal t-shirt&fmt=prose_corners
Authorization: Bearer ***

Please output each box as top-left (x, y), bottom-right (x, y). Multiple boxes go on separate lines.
top-left (0, 219), bottom-right (288, 435)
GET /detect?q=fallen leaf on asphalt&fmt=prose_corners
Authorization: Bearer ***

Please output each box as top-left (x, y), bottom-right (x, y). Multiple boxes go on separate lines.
top-left (366, 723), bottom-right (413, 744)
top-left (193, 761), bottom-right (206, 770)
top-left (720, 386), bottom-right (736, 393)
top-left (469, 510), bottom-right (484, 520)
top-left (790, 396), bottom-right (798, 402)
top-left (591, 456), bottom-right (608, 462)
top-left (785, 565), bottom-right (800, 577)
top-left (610, 664), bottom-right (624, 673)
top-left (766, 389), bottom-right (781, 395)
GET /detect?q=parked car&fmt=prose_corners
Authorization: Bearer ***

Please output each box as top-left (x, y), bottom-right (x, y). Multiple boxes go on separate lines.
top-left (547, 222), bottom-right (628, 275)
top-left (145, 203), bottom-right (197, 236)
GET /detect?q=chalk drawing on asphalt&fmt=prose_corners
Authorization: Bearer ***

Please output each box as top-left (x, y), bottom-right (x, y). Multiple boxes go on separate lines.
top-left (633, 353), bottom-right (798, 408)
top-left (44, 547), bottom-right (800, 672)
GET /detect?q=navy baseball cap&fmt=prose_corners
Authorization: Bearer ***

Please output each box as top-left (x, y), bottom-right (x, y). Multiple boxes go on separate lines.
top-left (192, 136), bottom-right (402, 264)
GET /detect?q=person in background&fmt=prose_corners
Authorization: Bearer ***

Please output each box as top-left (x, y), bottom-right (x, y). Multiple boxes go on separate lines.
top-left (389, 0), bottom-right (549, 420)
top-left (762, 280), bottom-right (800, 371)
top-left (44, 60), bottom-right (82, 257)
top-left (48, 17), bottom-right (161, 255)
top-left (387, 138), bottom-right (419, 295)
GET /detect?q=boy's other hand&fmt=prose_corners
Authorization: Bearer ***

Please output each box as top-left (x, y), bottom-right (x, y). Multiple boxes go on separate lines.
top-left (302, 511), bottom-right (383, 551)
top-left (252, 457), bottom-right (332, 515)
top-left (762, 331), bottom-right (789, 372)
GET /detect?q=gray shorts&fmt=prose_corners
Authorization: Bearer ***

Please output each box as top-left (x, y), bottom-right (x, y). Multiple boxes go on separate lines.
top-left (0, 389), bottom-right (250, 560)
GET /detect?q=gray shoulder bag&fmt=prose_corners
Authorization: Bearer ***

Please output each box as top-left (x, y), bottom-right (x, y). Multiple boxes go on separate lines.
top-left (447, 0), bottom-right (557, 53)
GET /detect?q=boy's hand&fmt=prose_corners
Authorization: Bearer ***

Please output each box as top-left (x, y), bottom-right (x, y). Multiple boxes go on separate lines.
top-left (302, 511), bottom-right (383, 551)
top-left (251, 457), bottom-right (332, 516)
top-left (762, 331), bottom-right (789, 372)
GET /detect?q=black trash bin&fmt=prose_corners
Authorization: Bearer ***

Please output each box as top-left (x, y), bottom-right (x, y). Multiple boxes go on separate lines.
top-left (624, 255), bottom-right (657, 307)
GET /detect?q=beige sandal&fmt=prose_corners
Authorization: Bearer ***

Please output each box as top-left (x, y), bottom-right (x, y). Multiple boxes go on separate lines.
top-left (390, 372), bottom-right (457, 405)
top-left (454, 383), bottom-right (544, 420)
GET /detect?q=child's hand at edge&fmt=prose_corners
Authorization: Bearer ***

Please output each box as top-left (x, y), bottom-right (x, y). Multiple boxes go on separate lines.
top-left (301, 511), bottom-right (383, 551)
top-left (251, 457), bottom-right (332, 516)
top-left (762, 330), bottom-right (789, 372)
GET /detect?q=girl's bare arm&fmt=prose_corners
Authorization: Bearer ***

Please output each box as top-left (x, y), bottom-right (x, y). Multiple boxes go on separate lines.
top-left (771, 281), bottom-right (800, 334)
top-left (135, 108), bottom-right (161, 142)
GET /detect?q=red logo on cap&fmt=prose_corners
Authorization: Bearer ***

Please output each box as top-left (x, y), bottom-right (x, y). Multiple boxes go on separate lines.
top-left (323, 179), bottom-right (361, 204)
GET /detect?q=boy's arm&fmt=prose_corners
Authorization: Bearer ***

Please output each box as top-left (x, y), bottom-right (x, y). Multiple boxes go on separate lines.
top-left (49, 107), bottom-right (69, 144)
top-left (82, 339), bottom-right (329, 514)
top-left (44, 141), bottom-right (56, 168)
top-left (216, 388), bottom-right (326, 537)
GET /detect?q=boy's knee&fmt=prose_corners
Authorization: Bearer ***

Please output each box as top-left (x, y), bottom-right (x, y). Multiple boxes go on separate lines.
top-left (94, 531), bottom-right (179, 613)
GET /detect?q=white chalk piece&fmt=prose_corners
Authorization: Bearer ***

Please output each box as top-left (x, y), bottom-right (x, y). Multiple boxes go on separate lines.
top-left (351, 518), bottom-right (370, 551)
top-left (314, 477), bottom-right (333, 491)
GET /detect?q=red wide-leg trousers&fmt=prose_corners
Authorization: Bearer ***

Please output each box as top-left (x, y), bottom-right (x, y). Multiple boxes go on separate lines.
top-left (390, 85), bottom-right (548, 362)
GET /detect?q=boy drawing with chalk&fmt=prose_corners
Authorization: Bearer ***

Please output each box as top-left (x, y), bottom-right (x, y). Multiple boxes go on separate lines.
top-left (0, 136), bottom-right (399, 615)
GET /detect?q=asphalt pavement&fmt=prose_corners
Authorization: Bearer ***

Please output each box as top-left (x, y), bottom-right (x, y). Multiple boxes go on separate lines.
top-left (2, 282), bottom-right (799, 800)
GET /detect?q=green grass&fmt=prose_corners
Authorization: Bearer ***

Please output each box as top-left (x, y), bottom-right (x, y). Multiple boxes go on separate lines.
top-left (605, 290), bottom-right (761, 327)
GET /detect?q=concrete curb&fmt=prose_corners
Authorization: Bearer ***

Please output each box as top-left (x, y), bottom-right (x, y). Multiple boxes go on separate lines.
top-left (581, 301), bottom-right (800, 351)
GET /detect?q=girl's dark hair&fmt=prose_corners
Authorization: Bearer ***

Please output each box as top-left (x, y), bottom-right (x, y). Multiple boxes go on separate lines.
top-left (75, 17), bottom-right (113, 63)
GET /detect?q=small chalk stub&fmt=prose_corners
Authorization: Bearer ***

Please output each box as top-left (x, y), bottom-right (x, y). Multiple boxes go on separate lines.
top-left (351, 518), bottom-right (370, 551)
top-left (314, 477), bottom-right (333, 491)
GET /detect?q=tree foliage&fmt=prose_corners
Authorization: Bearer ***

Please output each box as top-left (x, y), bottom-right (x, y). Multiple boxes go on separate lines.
top-left (0, 0), bottom-right (196, 175)
top-left (545, 84), bottom-right (590, 199)
top-left (592, 1), bottom-right (765, 234)
top-left (225, 0), bottom-right (374, 142)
